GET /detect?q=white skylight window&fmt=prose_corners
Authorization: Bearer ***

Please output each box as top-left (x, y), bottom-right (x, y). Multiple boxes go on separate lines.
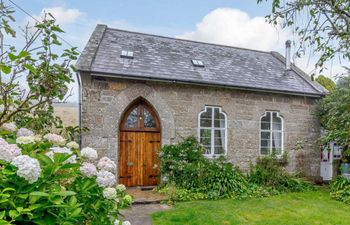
top-left (191, 59), bottom-right (204, 67)
top-left (121, 50), bottom-right (134, 59)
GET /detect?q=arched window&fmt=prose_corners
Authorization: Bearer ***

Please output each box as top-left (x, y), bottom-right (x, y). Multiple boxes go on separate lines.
top-left (198, 106), bottom-right (227, 157)
top-left (120, 99), bottom-right (160, 132)
top-left (260, 111), bottom-right (283, 156)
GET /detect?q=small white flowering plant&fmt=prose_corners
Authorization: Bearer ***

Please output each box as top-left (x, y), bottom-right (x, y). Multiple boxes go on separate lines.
top-left (0, 126), bottom-right (132, 224)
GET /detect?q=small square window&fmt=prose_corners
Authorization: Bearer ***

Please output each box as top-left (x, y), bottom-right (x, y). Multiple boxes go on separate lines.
top-left (191, 59), bottom-right (204, 67)
top-left (121, 50), bottom-right (134, 59)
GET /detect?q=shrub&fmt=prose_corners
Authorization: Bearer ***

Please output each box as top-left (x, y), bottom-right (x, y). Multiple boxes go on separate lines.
top-left (159, 137), bottom-right (250, 200)
top-left (248, 156), bottom-right (314, 193)
top-left (330, 176), bottom-right (350, 203)
top-left (0, 125), bottom-right (131, 224)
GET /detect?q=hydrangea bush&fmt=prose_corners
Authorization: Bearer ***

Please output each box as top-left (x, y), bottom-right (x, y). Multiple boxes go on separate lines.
top-left (0, 123), bottom-right (132, 224)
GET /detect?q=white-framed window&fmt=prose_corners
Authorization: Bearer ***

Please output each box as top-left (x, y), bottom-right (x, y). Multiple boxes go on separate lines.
top-left (198, 106), bottom-right (227, 157)
top-left (260, 111), bottom-right (284, 156)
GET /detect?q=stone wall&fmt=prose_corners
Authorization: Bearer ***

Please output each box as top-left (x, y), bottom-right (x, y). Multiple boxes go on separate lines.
top-left (81, 73), bottom-right (321, 178)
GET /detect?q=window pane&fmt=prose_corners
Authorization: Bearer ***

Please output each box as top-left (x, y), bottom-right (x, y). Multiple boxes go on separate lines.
top-left (214, 130), bottom-right (225, 155)
top-left (125, 107), bottom-right (138, 128)
top-left (200, 119), bottom-right (212, 127)
top-left (214, 108), bottom-right (225, 119)
top-left (200, 108), bottom-right (212, 119)
top-left (200, 129), bottom-right (211, 139)
top-left (203, 146), bottom-right (211, 155)
top-left (214, 147), bottom-right (225, 155)
top-left (261, 147), bottom-right (269, 155)
top-left (143, 108), bottom-right (156, 128)
top-left (260, 139), bottom-right (270, 148)
top-left (261, 131), bottom-right (270, 140)
top-left (272, 122), bottom-right (282, 130)
top-left (272, 132), bottom-right (282, 149)
top-left (200, 137), bottom-right (211, 146)
top-left (214, 119), bottom-right (225, 128)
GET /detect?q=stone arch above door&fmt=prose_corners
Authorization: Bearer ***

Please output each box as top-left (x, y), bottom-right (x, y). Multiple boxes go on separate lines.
top-left (114, 83), bottom-right (176, 145)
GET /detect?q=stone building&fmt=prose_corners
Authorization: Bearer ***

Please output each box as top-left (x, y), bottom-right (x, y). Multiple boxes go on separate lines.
top-left (77, 24), bottom-right (326, 187)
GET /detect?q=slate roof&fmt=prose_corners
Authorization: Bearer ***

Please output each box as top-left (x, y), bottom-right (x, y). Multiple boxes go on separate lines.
top-left (77, 24), bottom-right (326, 97)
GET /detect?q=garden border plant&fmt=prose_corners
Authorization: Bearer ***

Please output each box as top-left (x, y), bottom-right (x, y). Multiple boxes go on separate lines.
top-left (0, 123), bottom-right (132, 225)
top-left (157, 136), bottom-right (314, 203)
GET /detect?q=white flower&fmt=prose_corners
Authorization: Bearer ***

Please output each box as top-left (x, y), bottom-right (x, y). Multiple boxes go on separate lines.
top-left (96, 170), bottom-right (116, 188)
top-left (0, 142), bottom-right (22, 163)
top-left (16, 136), bottom-right (36, 145)
top-left (97, 157), bottom-right (116, 173)
top-left (1, 122), bottom-right (17, 132)
top-left (67, 141), bottom-right (79, 149)
top-left (122, 221), bottom-right (131, 225)
top-left (16, 128), bottom-right (34, 137)
top-left (46, 147), bottom-right (76, 164)
top-left (80, 162), bottom-right (97, 177)
top-left (43, 133), bottom-right (65, 146)
top-left (103, 187), bottom-right (117, 199)
top-left (81, 147), bottom-right (98, 161)
top-left (114, 220), bottom-right (120, 225)
top-left (116, 184), bottom-right (126, 192)
top-left (11, 155), bottom-right (41, 183)
top-left (0, 137), bottom-right (7, 145)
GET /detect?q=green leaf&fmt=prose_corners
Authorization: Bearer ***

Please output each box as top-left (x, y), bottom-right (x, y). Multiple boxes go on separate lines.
top-left (70, 207), bottom-right (82, 217)
top-left (2, 188), bottom-right (16, 193)
top-left (23, 64), bottom-right (37, 75)
top-left (9, 210), bottom-right (19, 219)
top-left (18, 51), bottom-right (29, 59)
top-left (53, 191), bottom-right (76, 197)
top-left (29, 191), bottom-right (49, 197)
top-left (16, 193), bottom-right (28, 199)
top-left (0, 211), bottom-right (5, 219)
top-left (0, 64), bottom-right (11, 74)
top-left (8, 53), bottom-right (17, 61)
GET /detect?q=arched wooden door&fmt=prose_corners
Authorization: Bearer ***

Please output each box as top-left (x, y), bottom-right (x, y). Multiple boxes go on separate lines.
top-left (119, 99), bottom-right (161, 187)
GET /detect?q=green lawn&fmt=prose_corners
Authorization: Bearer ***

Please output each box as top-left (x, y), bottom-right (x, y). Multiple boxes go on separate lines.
top-left (152, 189), bottom-right (350, 225)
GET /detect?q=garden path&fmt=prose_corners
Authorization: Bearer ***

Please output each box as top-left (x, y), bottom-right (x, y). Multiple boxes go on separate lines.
top-left (120, 188), bottom-right (171, 225)
top-left (121, 203), bottom-right (171, 225)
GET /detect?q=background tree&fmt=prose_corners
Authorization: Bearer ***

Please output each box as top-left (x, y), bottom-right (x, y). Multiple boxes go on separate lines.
top-left (315, 75), bottom-right (336, 92)
top-left (258, 0), bottom-right (349, 73)
top-left (0, 1), bottom-right (78, 132)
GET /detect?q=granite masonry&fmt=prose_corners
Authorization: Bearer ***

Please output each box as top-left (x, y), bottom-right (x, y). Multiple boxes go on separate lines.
top-left (77, 25), bottom-right (327, 180)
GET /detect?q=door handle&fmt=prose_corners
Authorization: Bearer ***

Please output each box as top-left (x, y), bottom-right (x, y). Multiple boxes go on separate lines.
top-left (119, 175), bottom-right (131, 178)
top-left (149, 140), bottom-right (160, 143)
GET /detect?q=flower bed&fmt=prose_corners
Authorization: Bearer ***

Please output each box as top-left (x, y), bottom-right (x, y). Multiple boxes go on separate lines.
top-left (0, 122), bottom-right (131, 225)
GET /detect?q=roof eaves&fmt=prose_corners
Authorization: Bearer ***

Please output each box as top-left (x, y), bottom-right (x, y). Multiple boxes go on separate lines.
top-left (76, 24), bottom-right (107, 71)
top-left (84, 70), bottom-right (324, 98)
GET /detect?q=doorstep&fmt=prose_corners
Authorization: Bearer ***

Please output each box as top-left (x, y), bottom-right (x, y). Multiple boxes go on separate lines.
top-left (126, 187), bottom-right (168, 204)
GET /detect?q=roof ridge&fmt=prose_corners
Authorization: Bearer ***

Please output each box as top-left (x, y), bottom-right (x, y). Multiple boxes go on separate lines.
top-left (106, 26), bottom-right (271, 55)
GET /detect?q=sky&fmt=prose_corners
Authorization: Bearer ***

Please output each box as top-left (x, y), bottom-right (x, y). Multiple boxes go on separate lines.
top-left (5, 0), bottom-right (348, 102)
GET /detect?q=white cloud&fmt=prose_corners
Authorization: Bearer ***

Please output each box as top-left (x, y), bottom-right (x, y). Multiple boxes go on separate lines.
top-left (177, 8), bottom-right (290, 51)
top-left (27, 6), bottom-right (84, 26)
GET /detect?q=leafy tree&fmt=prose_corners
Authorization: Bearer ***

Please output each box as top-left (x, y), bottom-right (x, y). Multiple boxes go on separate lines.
top-left (258, 0), bottom-right (350, 71)
top-left (0, 1), bottom-right (79, 132)
top-left (318, 86), bottom-right (350, 152)
top-left (315, 75), bottom-right (336, 92)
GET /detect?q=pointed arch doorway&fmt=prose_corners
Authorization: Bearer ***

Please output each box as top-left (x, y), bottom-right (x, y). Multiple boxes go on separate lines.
top-left (119, 98), bottom-right (161, 187)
